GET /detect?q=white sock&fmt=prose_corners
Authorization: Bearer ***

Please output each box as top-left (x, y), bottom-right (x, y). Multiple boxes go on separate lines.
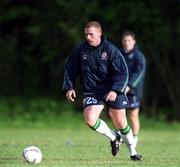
top-left (120, 125), bottom-right (137, 156)
top-left (91, 119), bottom-right (116, 141)
top-left (133, 135), bottom-right (139, 148)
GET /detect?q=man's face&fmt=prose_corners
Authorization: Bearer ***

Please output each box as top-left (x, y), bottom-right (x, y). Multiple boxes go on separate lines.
top-left (84, 27), bottom-right (101, 47)
top-left (122, 35), bottom-right (136, 52)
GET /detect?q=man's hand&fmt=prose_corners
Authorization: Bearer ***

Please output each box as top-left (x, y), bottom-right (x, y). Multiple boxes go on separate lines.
top-left (106, 91), bottom-right (117, 102)
top-left (125, 86), bottom-right (130, 94)
top-left (66, 89), bottom-right (76, 102)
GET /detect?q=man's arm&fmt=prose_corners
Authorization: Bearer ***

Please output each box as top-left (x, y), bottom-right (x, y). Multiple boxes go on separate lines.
top-left (110, 48), bottom-right (129, 94)
top-left (128, 52), bottom-right (146, 89)
top-left (62, 47), bottom-right (80, 101)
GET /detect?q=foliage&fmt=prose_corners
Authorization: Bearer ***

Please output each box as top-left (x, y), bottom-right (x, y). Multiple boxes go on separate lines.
top-left (0, 96), bottom-right (84, 127)
top-left (0, 0), bottom-right (180, 120)
top-left (0, 97), bottom-right (178, 129)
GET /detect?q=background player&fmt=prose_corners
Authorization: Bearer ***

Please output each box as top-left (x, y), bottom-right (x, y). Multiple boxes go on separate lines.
top-left (121, 31), bottom-right (146, 147)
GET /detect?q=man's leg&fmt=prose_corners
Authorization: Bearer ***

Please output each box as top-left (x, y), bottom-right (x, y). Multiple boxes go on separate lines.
top-left (84, 105), bottom-right (119, 156)
top-left (128, 108), bottom-right (140, 147)
top-left (109, 108), bottom-right (142, 160)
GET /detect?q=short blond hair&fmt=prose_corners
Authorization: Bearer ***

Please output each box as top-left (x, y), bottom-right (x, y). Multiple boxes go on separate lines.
top-left (85, 21), bottom-right (102, 34)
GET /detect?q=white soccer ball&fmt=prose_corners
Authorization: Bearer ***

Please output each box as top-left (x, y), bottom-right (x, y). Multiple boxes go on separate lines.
top-left (22, 146), bottom-right (42, 164)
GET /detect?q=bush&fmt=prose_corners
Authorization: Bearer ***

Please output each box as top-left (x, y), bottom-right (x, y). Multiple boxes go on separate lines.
top-left (0, 96), bottom-right (84, 127)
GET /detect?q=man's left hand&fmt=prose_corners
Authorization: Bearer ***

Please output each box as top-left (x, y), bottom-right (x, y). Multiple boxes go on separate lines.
top-left (106, 91), bottom-right (117, 102)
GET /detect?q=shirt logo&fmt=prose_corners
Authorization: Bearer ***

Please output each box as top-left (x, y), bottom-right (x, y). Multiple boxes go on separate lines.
top-left (122, 101), bottom-right (128, 105)
top-left (82, 54), bottom-right (87, 60)
top-left (101, 52), bottom-right (108, 60)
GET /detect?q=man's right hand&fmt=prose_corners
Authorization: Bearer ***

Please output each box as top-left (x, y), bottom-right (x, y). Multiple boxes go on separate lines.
top-left (66, 89), bottom-right (76, 102)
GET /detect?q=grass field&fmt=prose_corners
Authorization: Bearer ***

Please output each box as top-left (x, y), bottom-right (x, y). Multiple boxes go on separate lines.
top-left (0, 116), bottom-right (180, 167)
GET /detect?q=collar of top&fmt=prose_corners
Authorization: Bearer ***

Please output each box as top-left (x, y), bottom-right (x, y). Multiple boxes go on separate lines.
top-left (122, 46), bottom-right (138, 56)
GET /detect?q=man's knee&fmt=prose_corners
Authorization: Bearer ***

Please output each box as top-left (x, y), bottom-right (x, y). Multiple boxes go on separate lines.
top-left (116, 119), bottom-right (128, 129)
top-left (110, 108), bottom-right (127, 128)
top-left (85, 117), bottom-right (97, 127)
top-left (84, 105), bottom-right (103, 127)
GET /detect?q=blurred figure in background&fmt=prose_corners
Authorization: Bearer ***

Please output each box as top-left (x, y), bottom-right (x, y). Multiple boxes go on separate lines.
top-left (121, 31), bottom-right (146, 147)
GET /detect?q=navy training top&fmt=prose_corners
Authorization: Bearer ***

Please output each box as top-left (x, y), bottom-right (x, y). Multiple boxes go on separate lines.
top-left (121, 46), bottom-right (146, 99)
top-left (63, 36), bottom-right (129, 95)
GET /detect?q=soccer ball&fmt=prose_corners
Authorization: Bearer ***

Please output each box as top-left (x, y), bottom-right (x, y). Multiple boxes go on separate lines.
top-left (22, 146), bottom-right (42, 164)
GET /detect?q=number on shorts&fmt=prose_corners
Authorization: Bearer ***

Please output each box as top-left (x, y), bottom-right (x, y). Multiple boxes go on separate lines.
top-left (85, 97), bottom-right (98, 105)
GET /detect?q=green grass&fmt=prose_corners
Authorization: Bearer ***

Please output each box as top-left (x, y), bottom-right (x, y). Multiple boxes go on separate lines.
top-left (0, 97), bottom-right (179, 166)
top-left (0, 119), bottom-right (180, 167)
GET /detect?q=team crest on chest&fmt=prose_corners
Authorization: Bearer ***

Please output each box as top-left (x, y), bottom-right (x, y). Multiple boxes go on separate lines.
top-left (82, 54), bottom-right (87, 60)
top-left (101, 52), bottom-right (108, 60)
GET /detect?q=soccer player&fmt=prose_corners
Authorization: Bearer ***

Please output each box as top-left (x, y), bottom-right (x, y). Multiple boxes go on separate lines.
top-left (121, 31), bottom-right (146, 147)
top-left (63, 21), bottom-right (142, 160)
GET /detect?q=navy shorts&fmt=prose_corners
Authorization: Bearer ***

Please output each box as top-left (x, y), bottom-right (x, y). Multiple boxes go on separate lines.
top-left (127, 94), bottom-right (141, 109)
top-left (83, 93), bottom-right (130, 109)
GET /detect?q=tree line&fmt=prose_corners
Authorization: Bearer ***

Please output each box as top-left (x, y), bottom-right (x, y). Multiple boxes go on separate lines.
top-left (0, 0), bottom-right (179, 121)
